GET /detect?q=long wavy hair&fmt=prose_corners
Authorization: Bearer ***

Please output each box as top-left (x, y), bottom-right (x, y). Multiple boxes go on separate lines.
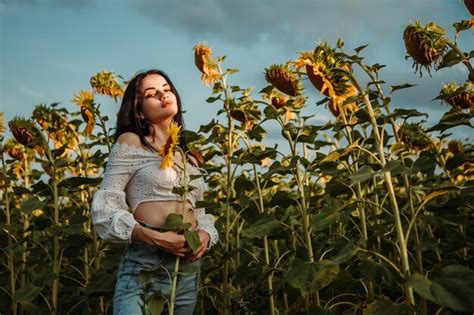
top-left (115, 69), bottom-right (199, 166)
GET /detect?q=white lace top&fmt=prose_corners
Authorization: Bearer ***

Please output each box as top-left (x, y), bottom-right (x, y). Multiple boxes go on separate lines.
top-left (91, 142), bottom-right (218, 248)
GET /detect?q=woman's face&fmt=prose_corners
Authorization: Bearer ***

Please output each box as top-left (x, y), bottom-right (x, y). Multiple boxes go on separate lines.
top-left (137, 74), bottom-right (178, 124)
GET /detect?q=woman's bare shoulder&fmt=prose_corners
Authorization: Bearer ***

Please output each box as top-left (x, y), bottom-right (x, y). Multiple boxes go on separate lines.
top-left (116, 132), bottom-right (141, 147)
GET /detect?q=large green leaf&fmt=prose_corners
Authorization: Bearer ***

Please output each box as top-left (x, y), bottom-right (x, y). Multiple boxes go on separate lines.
top-left (349, 165), bottom-right (377, 183)
top-left (19, 197), bottom-right (45, 215)
top-left (241, 215), bottom-right (281, 239)
top-left (286, 259), bottom-right (339, 294)
top-left (146, 290), bottom-right (167, 315)
top-left (13, 283), bottom-right (42, 304)
top-left (364, 295), bottom-right (413, 314)
top-left (408, 265), bottom-right (474, 312)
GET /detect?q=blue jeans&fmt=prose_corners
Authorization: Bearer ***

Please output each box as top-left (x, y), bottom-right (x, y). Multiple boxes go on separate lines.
top-left (113, 239), bottom-right (201, 314)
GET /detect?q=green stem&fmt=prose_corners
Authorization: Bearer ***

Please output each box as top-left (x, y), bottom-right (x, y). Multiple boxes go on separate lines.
top-left (169, 147), bottom-right (190, 315)
top-left (1, 140), bottom-right (17, 315)
top-left (350, 73), bottom-right (415, 305)
top-left (219, 68), bottom-right (235, 315)
top-left (241, 135), bottom-right (275, 314)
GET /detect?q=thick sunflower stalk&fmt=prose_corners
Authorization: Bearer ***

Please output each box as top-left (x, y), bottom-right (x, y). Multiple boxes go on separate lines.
top-left (0, 113), bottom-right (17, 315)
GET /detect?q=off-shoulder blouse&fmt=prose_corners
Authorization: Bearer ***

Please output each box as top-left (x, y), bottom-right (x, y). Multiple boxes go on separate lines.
top-left (91, 142), bottom-right (218, 248)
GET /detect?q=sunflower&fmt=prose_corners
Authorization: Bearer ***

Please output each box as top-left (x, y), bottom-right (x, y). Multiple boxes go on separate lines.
top-left (8, 116), bottom-right (45, 156)
top-left (159, 121), bottom-right (181, 169)
top-left (397, 122), bottom-right (433, 152)
top-left (437, 82), bottom-right (473, 110)
top-left (403, 21), bottom-right (447, 76)
top-left (264, 64), bottom-right (302, 96)
top-left (90, 71), bottom-right (124, 100)
top-left (295, 44), bottom-right (359, 121)
top-left (72, 90), bottom-right (96, 135)
top-left (194, 43), bottom-right (221, 86)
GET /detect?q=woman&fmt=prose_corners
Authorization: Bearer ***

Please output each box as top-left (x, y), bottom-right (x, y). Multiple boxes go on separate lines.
top-left (91, 69), bottom-right (218, 314)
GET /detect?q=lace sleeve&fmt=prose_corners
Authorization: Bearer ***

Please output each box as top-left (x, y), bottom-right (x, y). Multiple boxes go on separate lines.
top-left (91, 143), bottom-right (139, 242)
top-left (195, 208), bottom-right (219, 250)
top-left (195, 187), bottom-right (219, 250)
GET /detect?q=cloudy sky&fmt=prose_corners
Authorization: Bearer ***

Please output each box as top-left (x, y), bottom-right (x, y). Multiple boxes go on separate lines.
top-left (1, 0), bottom-right (472, 144)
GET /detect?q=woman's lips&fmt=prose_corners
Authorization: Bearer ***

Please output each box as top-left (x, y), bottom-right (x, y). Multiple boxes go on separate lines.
top-left (162, 100), bottom-right (173, 108)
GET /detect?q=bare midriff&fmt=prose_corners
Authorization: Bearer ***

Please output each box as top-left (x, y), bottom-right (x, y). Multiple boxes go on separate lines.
top-left (134, 200), bottom-right (197, 229)
top-left (131, 141), bottom-right (198, 230)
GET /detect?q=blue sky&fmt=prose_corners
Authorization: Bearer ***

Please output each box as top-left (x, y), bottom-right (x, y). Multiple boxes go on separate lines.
top-left (1, 0), bottom-right (472, 144)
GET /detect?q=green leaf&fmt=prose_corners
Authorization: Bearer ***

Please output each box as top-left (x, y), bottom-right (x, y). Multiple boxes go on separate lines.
top-left (146, 290), bottom-right (167, 315)
top-left (59, 176), bottom-right (101, 188)
top-left (438, 49), bottom-right (462, 69)
top-left (311, 209), bottom-right (347, 232)
top-left (389, 108), bottom-right (428, 119)
top-left (354, 44), bottom-right (369, 54)
top-left (349, 165), bottom-right (377, 183)
top-left (383, 160), bottom-right (411, 176)
top-left (139, 263), bottom-right (167, 284)
top-left (364, 295), bottom-right (413, 315)
top-left (13, 283), bottom-right (42, 304)
top-left (428, 109), bottom-right (473, 133)
top-left (241, 215), bottom-right (281, 239)
top-left (20, 197), bottom-right (45, 215)
top-left (389, 83), bottom-right (417, 93)
top-left (453, 20), bottom-right (472, 35)
top-left (161, 213), bottom-right (190, 231)
top-left (184, 230), bottom-right (201, 251)
top-left (408, 266), bottom-right (474, 312)
top-left (334, 241), bottom-right (358, 264)
top-left (286, 259), bottom-right (339, 294)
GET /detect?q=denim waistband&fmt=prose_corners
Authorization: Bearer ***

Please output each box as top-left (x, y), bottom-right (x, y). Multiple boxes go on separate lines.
top-left (136, 219), bottom-right (168, 232)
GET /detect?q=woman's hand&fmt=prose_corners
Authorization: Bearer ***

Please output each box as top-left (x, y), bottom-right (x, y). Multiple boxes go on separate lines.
top-left (185, 230), bottom-right (210, 262)
top-left (153, 230), bottom-right (189, 257)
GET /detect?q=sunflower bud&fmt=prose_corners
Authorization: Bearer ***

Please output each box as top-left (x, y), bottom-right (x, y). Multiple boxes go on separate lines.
top-left (8, 117), bottom-right (45, 156)
top-left (72, 90), bottom-right (96, 135)
top-left (438, 82), bottom-right (473, 110)
top-left (90, 71), bottom-right (124, 100)
top-left (448, 140), bottom-right (464, 154)
top-left (194, 43), bottom-right (220, 86)
top-left (403, 21), bottom-right (447, 76)
top-left (397, 122), bottom-right (433, 151)
top-left (465, 0), bottom-right (474, 15)
top-left (265, 64), bottom-right (302, 97)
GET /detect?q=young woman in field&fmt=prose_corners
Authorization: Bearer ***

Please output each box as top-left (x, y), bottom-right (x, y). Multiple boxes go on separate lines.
top-left (91, 69), bottom-right (218, 314)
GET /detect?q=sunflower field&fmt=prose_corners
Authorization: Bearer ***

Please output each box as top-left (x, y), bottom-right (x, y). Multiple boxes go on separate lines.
top-left (1, 8), bottom-right (473, 315)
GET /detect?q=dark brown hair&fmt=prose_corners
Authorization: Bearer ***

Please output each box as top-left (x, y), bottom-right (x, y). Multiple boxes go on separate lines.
top-left (115, 69), bottom-right (199, 166)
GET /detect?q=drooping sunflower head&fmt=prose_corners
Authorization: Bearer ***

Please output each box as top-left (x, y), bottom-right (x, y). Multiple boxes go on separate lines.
top-left (8, 116), bottom-right (45, 156)
top-left (72, 90), bottom-right (96, 135)
top-left (297, 42), bottom-right (354, 100)
top-left (264, 64), bottom-right (302, 97)
top-left (438, 82), bottom-right (473, 110)
top-left (193, 43), bottom-right (221, 86)
top-left (4, 138), bottom-right (26, 161)
top-left (90, 71), bottom-right (124, 100)
top-left (465, 0), bottom-right (474, 15)
top-left (448, 140), bottom-right (464, 154)
top-left (159, 121), bottom-right (181, 169)
top-left (397, 122), bottom-right (433, 152)
top-left (403, 21), bottom-right (448, 76)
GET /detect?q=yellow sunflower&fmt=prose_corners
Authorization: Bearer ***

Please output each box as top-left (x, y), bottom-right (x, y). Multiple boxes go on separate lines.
top-left (159, 121), bottom-right (181, 169)
top-left (194, 43), bottom-right (221, 86)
